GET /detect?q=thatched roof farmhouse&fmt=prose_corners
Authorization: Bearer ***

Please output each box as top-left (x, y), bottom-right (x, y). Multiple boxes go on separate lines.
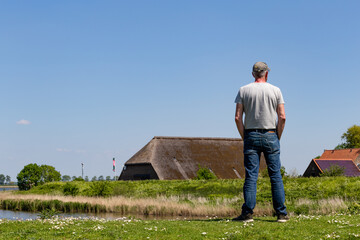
top-left (119, 136), bottom-right (267, 180)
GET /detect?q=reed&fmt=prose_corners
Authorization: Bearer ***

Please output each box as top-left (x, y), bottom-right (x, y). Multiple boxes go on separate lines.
top-left (0, 192), bottom-right (239, 217)
top-left (1, 191), bottom-right (356, 217)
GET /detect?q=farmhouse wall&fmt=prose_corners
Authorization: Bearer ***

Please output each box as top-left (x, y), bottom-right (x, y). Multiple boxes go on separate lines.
top-left (119, 163), bottom-right (159, 180)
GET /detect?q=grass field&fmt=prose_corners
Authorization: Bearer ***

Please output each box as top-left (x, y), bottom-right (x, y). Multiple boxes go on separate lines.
top-left (0, 214), bottom-right (359, 239)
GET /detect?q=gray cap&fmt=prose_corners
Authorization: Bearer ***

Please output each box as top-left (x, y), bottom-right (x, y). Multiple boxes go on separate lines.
top-left (252, 62), bottom-right (271, 73)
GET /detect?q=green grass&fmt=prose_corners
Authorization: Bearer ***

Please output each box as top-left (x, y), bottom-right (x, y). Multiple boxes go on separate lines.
top-left (0, 214), bottom-right (359, 239)
top-left (22, 177), bottom-right (360, 201)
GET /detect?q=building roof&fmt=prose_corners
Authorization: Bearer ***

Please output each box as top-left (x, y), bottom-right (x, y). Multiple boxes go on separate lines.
top-left (320, 148), bottom-right (360, 161)
top-left (124, 136), bottom-right (266, 179)
top-left (314, 159), bottom-right (360, 177)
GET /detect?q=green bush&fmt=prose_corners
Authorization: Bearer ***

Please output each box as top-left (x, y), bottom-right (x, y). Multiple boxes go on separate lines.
top-left (320, 165), bottom-right (345, 177)
top-left (348, 202), bottom-right (360, 214)
top-left (260, 166), bottom-right (286, 178)
top-left (87, 181), bottom-right (112, 197)
top-left (63, 183), bottom-right (80, 196)
top-left (38, 209), bottom-right (59, 219)
top-left (194, 166), bottom-right (217, 180)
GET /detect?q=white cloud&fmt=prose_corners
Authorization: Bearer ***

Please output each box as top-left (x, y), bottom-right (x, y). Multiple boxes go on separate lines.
top-left (75, 149), bottom-right (87, 154)
top-left (56, 148), bottom-right (86, 154)
top-left (16, 119), bottom-right (31, 125)
top-left (56, 148), bottom-right (72, 152)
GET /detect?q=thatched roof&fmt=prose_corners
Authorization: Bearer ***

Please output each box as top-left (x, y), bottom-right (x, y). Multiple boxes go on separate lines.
top-left (121, 136), bottom-right (266, 180)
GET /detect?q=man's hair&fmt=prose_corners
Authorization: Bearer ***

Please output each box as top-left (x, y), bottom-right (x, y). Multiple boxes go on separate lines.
top-left (252, 70), bottom-right (267, 79)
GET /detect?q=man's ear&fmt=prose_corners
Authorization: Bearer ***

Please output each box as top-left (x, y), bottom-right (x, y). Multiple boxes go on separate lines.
top-left (265, 71), bottom-right (268, 81)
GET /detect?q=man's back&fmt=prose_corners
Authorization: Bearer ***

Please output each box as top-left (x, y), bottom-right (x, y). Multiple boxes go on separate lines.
top-left (235, 82), bottom-right (284, 130)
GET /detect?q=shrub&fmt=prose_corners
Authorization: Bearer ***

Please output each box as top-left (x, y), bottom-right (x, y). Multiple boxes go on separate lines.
top-left (38, 209), bottom-right (59, 219)
top-left (88, 181), bottom-right (112, 197)
top-left (63, 183), bottom-right (80, 196)
top-left (348, 202), bottom-right (360, 214)
top-left (320, 165), bottom-right (345, 177)
top-left (72, 177), bottom-right (84, 182)
top-left (260, 166), bottom-right (286, 178)
top-left (194, 166), bottom-right (217, 180)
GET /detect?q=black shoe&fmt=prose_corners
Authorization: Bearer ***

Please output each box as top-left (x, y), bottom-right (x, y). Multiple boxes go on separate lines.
top-left (277, 214), bottom-right (290, 223)
top-left (232, 213), bottom-right (254, 222)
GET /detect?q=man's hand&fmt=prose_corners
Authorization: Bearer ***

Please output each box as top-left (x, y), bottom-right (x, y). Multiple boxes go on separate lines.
top-left (276, 104), bottom-right (286, 140)
top-left (235, 103), bottom-right (245, 140)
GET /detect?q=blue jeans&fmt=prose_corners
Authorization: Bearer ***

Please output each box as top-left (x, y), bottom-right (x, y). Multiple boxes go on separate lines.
top-left (241, 131), bottom-right (287, 216)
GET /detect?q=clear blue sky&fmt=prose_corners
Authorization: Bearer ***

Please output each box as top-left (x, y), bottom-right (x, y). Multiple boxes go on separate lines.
top-left (1, 1), bottom-right (360, 180)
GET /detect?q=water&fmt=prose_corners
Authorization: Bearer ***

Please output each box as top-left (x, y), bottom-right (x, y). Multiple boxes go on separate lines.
top-left (0, 209), bottom-right (131, 220)
top-left (0, 209), bottom-right (212, 221)
top-left (0, 187), bottom-right (18, 191)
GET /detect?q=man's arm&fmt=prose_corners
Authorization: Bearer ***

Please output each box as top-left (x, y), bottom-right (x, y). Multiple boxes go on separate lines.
top-left (235, 103), bottom-right (245, 140)
top-left (276, 103), bottom-right (286, 140)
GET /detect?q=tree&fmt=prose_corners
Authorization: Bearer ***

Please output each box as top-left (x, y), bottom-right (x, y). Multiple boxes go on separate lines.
top-left (105, 176), bottom-right (112, 181)
top-left (0, 174), bottom-right (5, 185)
top-left (62, 175), bottom-right (71, 182)
top-left (98, 175), bottom-right (104, 181)
top-left (17, 163), bottom-right (43, 190)
top-left (5, 175), bottom-right (11, 185)
top-left (40, 165), bottom-right (61, 184)
top-left (84, 176), bottom-right (89, 182)
top-left (335, 125), bottom-right (360, 149)
top-left (91, 176), bottom-right (97, 181)
top-left (17, 163), bottom-right (61, 191)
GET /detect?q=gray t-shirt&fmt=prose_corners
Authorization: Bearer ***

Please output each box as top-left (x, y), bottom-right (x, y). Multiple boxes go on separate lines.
top-left (234, 82), bottom-right (284, 129)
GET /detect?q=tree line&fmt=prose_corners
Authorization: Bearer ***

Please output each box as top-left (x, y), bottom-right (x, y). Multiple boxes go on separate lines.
top-left (61, 175), bottom-right (118, 182)
top-left (16, 163), bottom-right (119, 191)
top-left (0, 174), bottom-right (12, 185)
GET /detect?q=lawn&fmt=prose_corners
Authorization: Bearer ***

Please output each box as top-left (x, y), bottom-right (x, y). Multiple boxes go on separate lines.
top-left (0, 214), bottom-right (359, 239)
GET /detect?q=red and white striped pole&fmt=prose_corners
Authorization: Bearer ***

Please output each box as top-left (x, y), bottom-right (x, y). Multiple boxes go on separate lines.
top-left (112, 158), bottom-right (116, 180)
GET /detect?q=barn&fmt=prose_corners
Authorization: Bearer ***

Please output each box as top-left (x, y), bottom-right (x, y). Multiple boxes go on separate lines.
top-left (303, 148), bottom-right (360, 177)
top-left (119, 136), bottom-right (267, 180)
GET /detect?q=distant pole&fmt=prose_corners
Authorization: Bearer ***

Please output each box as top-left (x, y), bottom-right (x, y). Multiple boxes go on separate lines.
top-left (81, 163), bottom-right (84, 179)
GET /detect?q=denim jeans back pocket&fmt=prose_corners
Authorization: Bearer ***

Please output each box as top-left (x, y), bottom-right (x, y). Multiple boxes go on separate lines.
top-left (264, 133), bottom-right (280, 153)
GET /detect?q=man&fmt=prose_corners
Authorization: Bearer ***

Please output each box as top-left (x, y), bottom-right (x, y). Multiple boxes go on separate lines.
top-left (233, 62), bottom-right (289, 223)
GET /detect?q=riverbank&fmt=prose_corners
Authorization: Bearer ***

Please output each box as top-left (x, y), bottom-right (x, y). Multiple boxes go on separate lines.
top-left (0, 186), bottom-right (18, 191)
top-left (2, 177), bottom-right (360, 217)
top-left (0, 214), bottom-right (359, 239)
